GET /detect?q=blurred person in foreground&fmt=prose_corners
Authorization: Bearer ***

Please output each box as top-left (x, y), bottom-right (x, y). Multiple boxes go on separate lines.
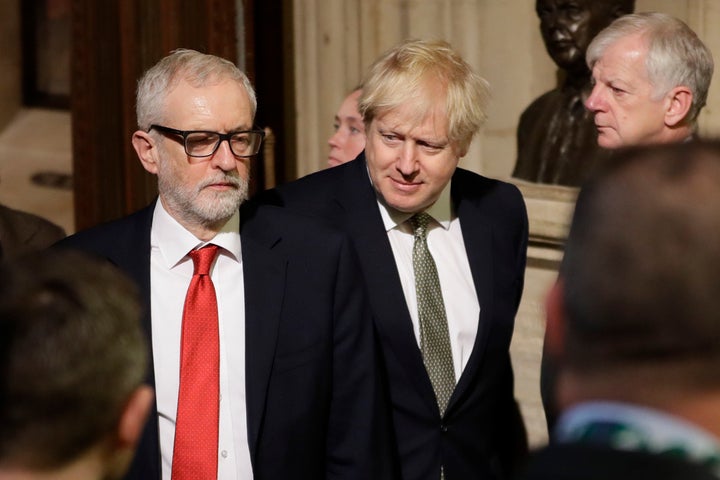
top-left (327, 87), bottom-right (366, 168)
top-left (264, 39), bottom-right (529, 480)
top-left (0, 249), bottom-right (153, 480)
top-left (56, 49), bottom-right (390, 480)
top-left (523, 141), bottom-right (720, 480)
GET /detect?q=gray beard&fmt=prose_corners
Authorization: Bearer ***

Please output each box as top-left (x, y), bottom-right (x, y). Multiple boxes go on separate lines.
top-left (159, 174), bottom-right (249, 230)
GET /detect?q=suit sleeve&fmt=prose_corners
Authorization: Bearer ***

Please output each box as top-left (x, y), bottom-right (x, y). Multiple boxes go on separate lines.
top-left (326, 234), bottom-right (397, 480)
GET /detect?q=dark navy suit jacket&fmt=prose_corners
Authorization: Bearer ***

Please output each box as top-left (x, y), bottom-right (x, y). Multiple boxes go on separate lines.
top-left (56, 199), bottom-right (392, 480)
top-left (262, 155), bottom-right (529, 480)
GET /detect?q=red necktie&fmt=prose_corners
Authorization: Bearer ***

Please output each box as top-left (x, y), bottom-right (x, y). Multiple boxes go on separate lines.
top-left (172, 244), bottom-right (220, 479)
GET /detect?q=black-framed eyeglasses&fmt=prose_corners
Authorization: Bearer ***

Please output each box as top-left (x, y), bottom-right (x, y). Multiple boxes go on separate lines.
top-left (149, 124), bottom-right (265, 159)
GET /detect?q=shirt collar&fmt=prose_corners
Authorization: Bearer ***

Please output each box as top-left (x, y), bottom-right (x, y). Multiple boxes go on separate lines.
top-left (151, 200), bottom-right (242, 268)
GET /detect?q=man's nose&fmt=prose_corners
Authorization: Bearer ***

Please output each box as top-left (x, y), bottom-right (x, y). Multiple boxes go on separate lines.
top-left (396, 143), bottom-right (418, 175)
top-left (210, 139), bottom-right (238, 170)
top-left (585, 84), bottom-right (604, 112)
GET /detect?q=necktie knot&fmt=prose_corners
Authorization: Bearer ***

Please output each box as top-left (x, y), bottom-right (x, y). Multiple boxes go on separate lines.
top-left (189, 244), bottom-right (219, 276)
top-left (410, 212), bottom-right (433, 239)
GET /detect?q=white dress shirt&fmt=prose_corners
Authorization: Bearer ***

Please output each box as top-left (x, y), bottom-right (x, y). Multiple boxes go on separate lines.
top-left (378, 182), bottom-right (481, 380)
top-left (150, 200), bottom-right (253, 479)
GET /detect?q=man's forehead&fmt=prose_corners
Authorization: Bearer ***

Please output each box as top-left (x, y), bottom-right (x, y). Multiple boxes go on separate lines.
top-left (594, 32), bottom-right (643, 66)
top-left (374, 107), bottom-right (448, 139)
top-left (592, 46), bottom-right (654, 94)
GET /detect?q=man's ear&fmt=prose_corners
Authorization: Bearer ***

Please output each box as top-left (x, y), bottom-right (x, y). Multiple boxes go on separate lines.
top-left (117, 385), bottom-right (154, 450)
top-left (453, 141), bottom-right (469, 159)
top-left (664, 86), bottom-right (693, 127)
top-left (102, 385), bottom-right (154, 479)
top-left (132, 130), bottom-right (160, 174)
top-left (544, 278), bottom-right (567, 361)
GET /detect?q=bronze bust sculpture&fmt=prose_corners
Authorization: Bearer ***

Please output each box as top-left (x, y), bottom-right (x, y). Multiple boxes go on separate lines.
top-left (513, 0), bottom-right (634, 186)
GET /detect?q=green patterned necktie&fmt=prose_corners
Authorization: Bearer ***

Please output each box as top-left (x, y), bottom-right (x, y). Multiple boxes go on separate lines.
top-left (410, 212), bottom-right (456, 416)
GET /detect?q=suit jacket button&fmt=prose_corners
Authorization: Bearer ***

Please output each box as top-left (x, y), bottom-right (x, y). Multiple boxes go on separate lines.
top-left (440, 424), bottom-right (448, 432)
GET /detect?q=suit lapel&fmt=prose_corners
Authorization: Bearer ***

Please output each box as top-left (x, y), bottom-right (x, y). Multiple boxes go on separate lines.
top-left (240, 215), bottom-right (286, 461)
top-left (448, 174), bottom-right (495, 408)
top-left (335, 159), bottom-right (438, 411)
top-left (335, 164), bottom-right (499, 415)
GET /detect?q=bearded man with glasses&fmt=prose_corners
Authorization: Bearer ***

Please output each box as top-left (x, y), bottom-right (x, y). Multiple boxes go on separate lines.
top-left (56, 48), bottom-right (393, 480)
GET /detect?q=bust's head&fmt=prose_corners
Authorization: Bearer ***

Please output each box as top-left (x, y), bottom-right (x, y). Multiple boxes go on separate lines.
top-left (536, 0), bottom-right (634, 74)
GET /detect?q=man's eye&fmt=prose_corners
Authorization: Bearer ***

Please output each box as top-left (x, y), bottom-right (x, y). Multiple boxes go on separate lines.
top-left (419, 141), bottom-right (444, 153)
top-left (186, 133), bottom-right (216, 147)
top-left (232, 134), bottom-right (251, 147)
